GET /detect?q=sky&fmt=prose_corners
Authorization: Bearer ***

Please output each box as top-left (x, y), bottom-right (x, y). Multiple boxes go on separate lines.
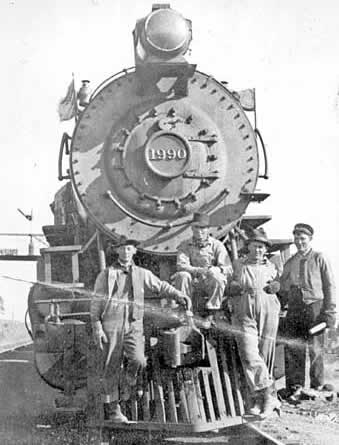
top-left (0, 0), bottom-right (339, 320)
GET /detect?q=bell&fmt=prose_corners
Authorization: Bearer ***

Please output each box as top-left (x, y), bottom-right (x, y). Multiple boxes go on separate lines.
top-left (77, 80), bottom-right (91, 107)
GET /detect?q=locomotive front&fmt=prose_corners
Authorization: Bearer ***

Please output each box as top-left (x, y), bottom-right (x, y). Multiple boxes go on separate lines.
top-left (27, 5), bottom-right (272, 426)
top-left (70, 4), bottom-right (259, 254)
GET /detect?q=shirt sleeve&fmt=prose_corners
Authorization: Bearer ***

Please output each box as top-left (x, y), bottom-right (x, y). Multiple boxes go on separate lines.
top-left (214, 240), bottom-right (233, 277)
top-left (279, 259), bottom-right (292, 293)
top-left (319, 254), bottom-right (336, 314)
top-left (90, 269), bottom-right (107, 329)
top-left (144, 270), bottom-right (185, 300)
top-left (176, 244), bottom-right (192, 271)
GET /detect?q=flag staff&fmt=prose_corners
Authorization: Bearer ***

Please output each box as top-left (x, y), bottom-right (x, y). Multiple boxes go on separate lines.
top-left (72, 72), bottom-right (79, 124)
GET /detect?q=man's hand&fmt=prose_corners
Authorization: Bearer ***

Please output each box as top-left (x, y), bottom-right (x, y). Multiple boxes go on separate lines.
top-left (176, 294), bottom-right (192, 311)
top-left (93, 328), bottom-right (108, 350)
top-left (207, 266), bottom-right (222, 277)
top-left (193, 267), bottom-right (209, 278)
top-left (263, 280), bottom-right (280, 294)
top-left (322, 312), bottom-right (337, 329)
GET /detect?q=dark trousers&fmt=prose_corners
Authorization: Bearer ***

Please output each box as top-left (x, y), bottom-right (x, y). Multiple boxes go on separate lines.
top-left (284, 292), bottom-right (324, 391)
top-left (102, 319), bottom-right (146, 401)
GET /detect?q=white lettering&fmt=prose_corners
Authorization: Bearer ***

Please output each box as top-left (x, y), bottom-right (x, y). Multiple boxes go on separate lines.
top-left (148, 148), bottom-right (187, 161)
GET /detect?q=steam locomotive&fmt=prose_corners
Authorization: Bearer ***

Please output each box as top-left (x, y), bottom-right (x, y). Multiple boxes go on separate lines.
top-left (27, 4), bottom-right (289, 441)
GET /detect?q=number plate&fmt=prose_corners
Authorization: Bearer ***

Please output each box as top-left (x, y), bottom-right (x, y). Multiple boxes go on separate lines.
top-left (145, 131), bottom-right (191, 178)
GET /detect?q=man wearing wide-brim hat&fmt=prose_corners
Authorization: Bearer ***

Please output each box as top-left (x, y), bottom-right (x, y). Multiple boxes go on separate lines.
top-left (229, 228), bottom-right (281, 418)
top-left (173, 212), bottom-right (232, 314)
top-left (280, 223), bottom-right (336, 397)
top-left (91, 236), bottom-right (190, 423)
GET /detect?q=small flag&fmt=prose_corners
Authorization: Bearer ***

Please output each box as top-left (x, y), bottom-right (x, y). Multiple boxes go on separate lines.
top-left (58, 78), bottom-right (77, 121)
top-left (233, 88), bottom-right (256, 111)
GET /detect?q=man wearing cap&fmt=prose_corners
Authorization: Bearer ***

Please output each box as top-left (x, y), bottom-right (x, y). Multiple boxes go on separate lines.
top-left (280, 223), bottom-right (336, 396)
top-left (173, 212), bottom-right (232, 315)
top-left (91, 237), bottom-right (190, 423)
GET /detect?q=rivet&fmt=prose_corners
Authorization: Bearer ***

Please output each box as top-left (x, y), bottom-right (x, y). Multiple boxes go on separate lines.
top-left (207, 154), bottom-right (217, 162)
top-left (167, 108), bottom-right (175, 117)
top-left (211, 89), bottom-right (217, 94)
top-left (198, 129), bottom-right (207, 136)
top-left (227, 104), bottom-right (234, 110)
top-left (238, 124), bottom-right (245, 130)
top-left (72, 159), bottom-right (79, 164)
top-left (233, 113), bottom-right (240, 119)
top-left (186, 115), bottom-right (193, 124)
top-left (246, 145), bottom-right (253, 151)
top-left (243, 134), bottom-right (250, 140)
top-left (220, 96), bottom-right (226, 101)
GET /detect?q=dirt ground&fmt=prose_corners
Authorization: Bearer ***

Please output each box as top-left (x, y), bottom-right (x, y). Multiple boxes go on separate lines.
top-left (258, 352), bottom-right (339, 445)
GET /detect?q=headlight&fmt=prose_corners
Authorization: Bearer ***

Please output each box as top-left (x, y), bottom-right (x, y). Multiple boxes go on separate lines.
top-left (143, 8), bottom-right (191, 56)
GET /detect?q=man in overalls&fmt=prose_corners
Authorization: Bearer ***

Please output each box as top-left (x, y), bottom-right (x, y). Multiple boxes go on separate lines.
top-left (173, 212), bottom-right (232, 317)
top-left (91, 237), bottom-right (190, 423)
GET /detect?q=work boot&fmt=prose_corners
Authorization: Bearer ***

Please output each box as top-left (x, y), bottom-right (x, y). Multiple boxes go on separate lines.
top-left (103, 402), bottom-right (129, 423)
top-left (259, 387), bottom-right (281, 419)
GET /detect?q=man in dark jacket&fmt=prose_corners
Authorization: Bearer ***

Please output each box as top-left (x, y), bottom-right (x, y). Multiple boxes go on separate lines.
top-left (91, 237), bottom-right (189, 423)
top-left (280, 223), bottom-right (336, 395)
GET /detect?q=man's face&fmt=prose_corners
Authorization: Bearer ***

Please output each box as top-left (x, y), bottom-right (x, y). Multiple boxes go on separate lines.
top-left (191, 225), bottom-right (209, 242)
top-left (116, 244), bottom-right (137, 263)
top-left (247, 241), bottom-right (267, 261)
top-left (294, 232), bottom-right (312, 253)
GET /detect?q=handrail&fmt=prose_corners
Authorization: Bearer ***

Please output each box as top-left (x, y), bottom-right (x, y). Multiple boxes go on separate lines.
top-left (255, 128), bottom-right (269, 179)
top-left (106, 190), bottom-right (188, 229)
top-left (58, 132), bottom-right (71, 181)
top-left (89, 67), bottom-right (135, 101)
